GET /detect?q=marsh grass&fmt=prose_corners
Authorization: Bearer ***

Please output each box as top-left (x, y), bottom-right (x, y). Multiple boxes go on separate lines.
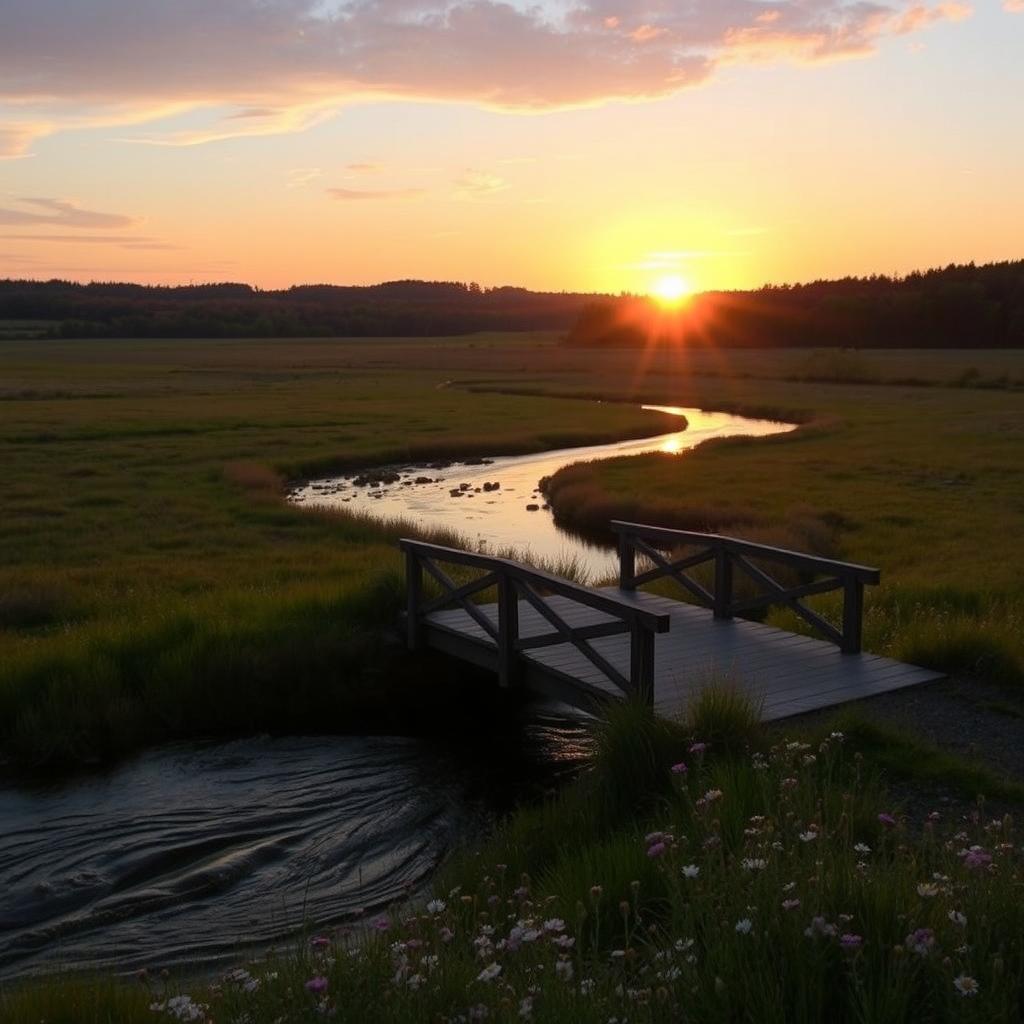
top-left (8, 698), bottom-right (1024, 1022)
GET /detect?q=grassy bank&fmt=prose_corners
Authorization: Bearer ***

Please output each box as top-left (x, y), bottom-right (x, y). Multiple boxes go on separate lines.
top-left (4, 697), bottom-right (1023, 1022)
top-left (0, 336), bottom-right (677, 768)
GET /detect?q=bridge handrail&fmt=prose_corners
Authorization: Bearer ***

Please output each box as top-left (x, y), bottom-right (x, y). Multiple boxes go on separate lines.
top-left (399, 538), bottom-right (669, 702)
top-left (611, 521), bottom-right (879, 654)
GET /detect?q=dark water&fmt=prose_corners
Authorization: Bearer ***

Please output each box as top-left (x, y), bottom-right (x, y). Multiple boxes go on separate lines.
top-left (0, 724), bottom-right (587, 980)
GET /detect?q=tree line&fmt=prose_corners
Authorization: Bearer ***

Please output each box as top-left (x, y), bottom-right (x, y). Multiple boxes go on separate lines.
top-left (566, 261), bottom-right (1024, 349)
top-left (0, 279), bottom-right (602, 339)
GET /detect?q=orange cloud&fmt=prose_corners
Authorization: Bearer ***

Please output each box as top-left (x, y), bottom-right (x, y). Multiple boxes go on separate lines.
top-left (0, 1), bottom-right (978, 147)
top-left (327, 187), bottom-right (425, 201)
top-left (0, 197), bottom-right (137, 228)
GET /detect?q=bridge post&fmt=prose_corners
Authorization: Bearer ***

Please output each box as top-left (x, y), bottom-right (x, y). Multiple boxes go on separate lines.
top-left (405, 549), bottom-right (423, 651)
top-left (498, 574), bottom-right (519, 687)
top-left (713, 546), bottom-right (733, 619)
top-left (841, 579), bottom-right (864, 654)
top-left (630, 623), bottom-right (655, 707)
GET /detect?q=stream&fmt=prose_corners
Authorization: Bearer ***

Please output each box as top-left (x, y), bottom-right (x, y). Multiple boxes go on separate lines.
top-left (0, 403), bottom-right (792, 981)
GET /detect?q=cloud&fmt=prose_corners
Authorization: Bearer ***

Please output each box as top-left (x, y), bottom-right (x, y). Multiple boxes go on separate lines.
top-left (1, 233), bottom-right (176, 250)
top-left (287, 167), bottom-right (323, 188)
top-left (346, 162), bottom-right (383, 174)
top-left (1005, 0), bottom-right (1024, 11)
top-left (0, 1), bottom-right (976, 147)
top-left (327, 187), bottom-right (425, 200)
top-left (455, 170), bottom-right (509, 197)
top-left (0, 123), bottom-right (51, 159)
top-left (0, 198), bottom-right (138, 229)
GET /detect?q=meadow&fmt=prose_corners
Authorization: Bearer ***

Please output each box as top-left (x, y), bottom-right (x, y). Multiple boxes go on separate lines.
top-left (2, 335), bottom-right (1024, 767)
top-left (3, 334), bottom-right (1024, 1020)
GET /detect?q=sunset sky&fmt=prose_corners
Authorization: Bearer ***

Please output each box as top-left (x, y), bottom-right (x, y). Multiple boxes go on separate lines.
top-left (1, 0), bottom-right (1022, 293)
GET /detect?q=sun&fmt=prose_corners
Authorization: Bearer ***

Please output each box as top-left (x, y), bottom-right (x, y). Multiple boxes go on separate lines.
top-left (650, 273), bottom-right (693, 307)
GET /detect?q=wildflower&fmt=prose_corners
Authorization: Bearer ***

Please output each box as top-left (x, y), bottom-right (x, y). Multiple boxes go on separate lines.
top-left (839, 934), bottom-right (863, 951)
top-left (804, 917), bottom-right (837, 939)
top-left (735, 918), bottom-right (753, 935)
top-left (670, 762), bottom-right (688, 774)
top-left (373, 915), bottom-right (391, 931)
top-left (468, 1004), bottom-right (490, 1020)
top-left (426, 898), bottom-right (447, 914)
top-left (407, 973), bottom-right (425, 991)
top-left (150, 996), bottom-right (206, 1022)
top-left (802, 754), bottom-right (817, 766)
top-left (781, 777), bottom-right (798, 789)
top-left (741, 858), bottom-right (767, 871)
top-left (579, 978), bottom-right (596, 995)
top-left (948, 910), bottom-right (967, 927)
top-left (477, 962), bottom-right (502, 983)
top-left (645, 831), bottom-right (670, 845)
top-left (310, 935), bottom-right (331, 949)
top-left (953, 975), bottom-right (980, 997)
top-left (781, 899), bottom-right (801, 911)
top-left (853, 842), bottom-right (871, 854)
top-left (782, 881), bottom-right (796, 892)
top-left (305, 977), bottom-right (329, 994)
top-left (916, 882), bottom-right (940, 898)
top-left (519, 995), bottom-right (534, 1019)
top-left (962, 847), bottom-right (993, 870)
top-left (555, 959), bottom-right (574, 982)
top-left (544, 917), bottom-right (565, 932)
top-left (553, 934), bottom-right (575, 950)
top-left (704, 789), bottom-right (723, 803)
top-left (905, 928), bottom-right (935, 957)
top-left (799, 831), bottom-right (818, 843)
top-left (440, 926), bottom-right (455, 943)
top-left (681, 864), bottom-right (700, 879)
top-left (830, 731), bottom-right (845, 741)
top-left (647, 841), bottom-right (667, 858)
top-left (689, 742), bottom-right (708, 755)
top-left (878, 813), bottom-right (897, 828)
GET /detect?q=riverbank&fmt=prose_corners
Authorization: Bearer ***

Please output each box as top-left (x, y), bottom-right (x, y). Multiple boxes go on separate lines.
top-left (4, 696), bottom-right (1024, 1022)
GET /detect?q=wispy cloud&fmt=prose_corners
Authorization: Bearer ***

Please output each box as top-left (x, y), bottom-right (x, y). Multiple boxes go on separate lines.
top-left (1004, 0), bottom-right (1024, 12)
top-left (0, 198), bottom-right (138, 229)
top-left (346, 162), bottom-right (383, 174)
top-left (0, 2), bottom-right (976, 147)
top-left (287, 167), bottom-right (323, 188)
top-left (327, 187), bottom-right (426, 201)
top-left (1, 233), bottom-right (176, 250)
top-left (455, 170), bottom-right (509, 197)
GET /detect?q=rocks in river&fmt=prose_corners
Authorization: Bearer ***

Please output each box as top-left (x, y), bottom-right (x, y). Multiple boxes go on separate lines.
top-left (449, 489), bottom-right (463, 497)
top-left (428, 460), bottom-right (453, 470)
top-left (526, 503), bottom-right (540, 511)
top-left (414, 476), bottom-right (433, 485)
top-left (459, 483), bottom-right (471, 491)
top-left (482, 481), bottom-right (501, 492)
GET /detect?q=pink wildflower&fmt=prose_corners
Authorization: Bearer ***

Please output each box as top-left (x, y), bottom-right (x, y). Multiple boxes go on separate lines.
top-left (962, 847), bottom-right (992, 870)
top-left (839, 934), bottom-right (863, 950)
top-left (305, 976), bottom-right (329, 994)
top-left (689, 742), bottom-right (708, 756)
top-left (647, 842), bottom-right (667, 858)
top-left (670, 762), bottom-right (688, 775)
top-left (310, 935), bottom-right (331, 949)
top-left (877, 813), bottom-right (897, 828)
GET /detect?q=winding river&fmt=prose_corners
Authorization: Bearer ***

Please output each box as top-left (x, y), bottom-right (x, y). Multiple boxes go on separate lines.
top-left (0, 403), bottom-right (792, 981)
top-left (289, 405), bottom-right (794, 579)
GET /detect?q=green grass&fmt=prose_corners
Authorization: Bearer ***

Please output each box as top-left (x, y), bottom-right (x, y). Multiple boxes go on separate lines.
top-left (5, 698), bottom-right (1023, 1022)
top-left (2, 335), bottom-right (1023, 768)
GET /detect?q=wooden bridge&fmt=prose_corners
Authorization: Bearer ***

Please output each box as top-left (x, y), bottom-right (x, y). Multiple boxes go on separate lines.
top-left (400, 522), bottom-right (943, 722)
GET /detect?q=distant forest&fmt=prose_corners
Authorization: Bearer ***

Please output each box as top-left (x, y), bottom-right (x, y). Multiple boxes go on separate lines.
top-left (1, 260), bottom-right (1023, 346)
top-left (0, 279), bottom-right (601, 339)
top-left (566, 261), bottom-right (1024, 349)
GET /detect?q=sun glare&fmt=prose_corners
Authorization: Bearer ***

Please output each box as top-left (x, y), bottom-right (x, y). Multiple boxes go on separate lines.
top-left (651, 274), bottom-right (693, 307)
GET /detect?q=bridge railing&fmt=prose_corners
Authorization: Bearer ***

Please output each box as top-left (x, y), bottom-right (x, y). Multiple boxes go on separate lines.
top-left (399, 538), bottom-right (670, 704)
top-left (611, 521), bottom-right (879, 654)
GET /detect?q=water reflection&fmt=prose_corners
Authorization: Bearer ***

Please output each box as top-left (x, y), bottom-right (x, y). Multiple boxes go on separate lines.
top-left (291, 405), bottom-right (794, 579)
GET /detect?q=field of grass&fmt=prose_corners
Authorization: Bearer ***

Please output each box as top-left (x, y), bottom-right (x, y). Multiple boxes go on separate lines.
top-left (2, 335), bottom-right (1023, 767)
top-left (4, 696), bottom-right (1023, 1022)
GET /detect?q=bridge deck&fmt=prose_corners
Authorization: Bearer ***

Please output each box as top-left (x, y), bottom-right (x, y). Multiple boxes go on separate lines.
top-left (423, 588), bottom-right (944, 721)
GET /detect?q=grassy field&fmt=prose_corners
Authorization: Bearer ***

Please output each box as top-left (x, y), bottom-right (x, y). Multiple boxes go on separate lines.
top-left (1, 335), bottom-right (1023, 769)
